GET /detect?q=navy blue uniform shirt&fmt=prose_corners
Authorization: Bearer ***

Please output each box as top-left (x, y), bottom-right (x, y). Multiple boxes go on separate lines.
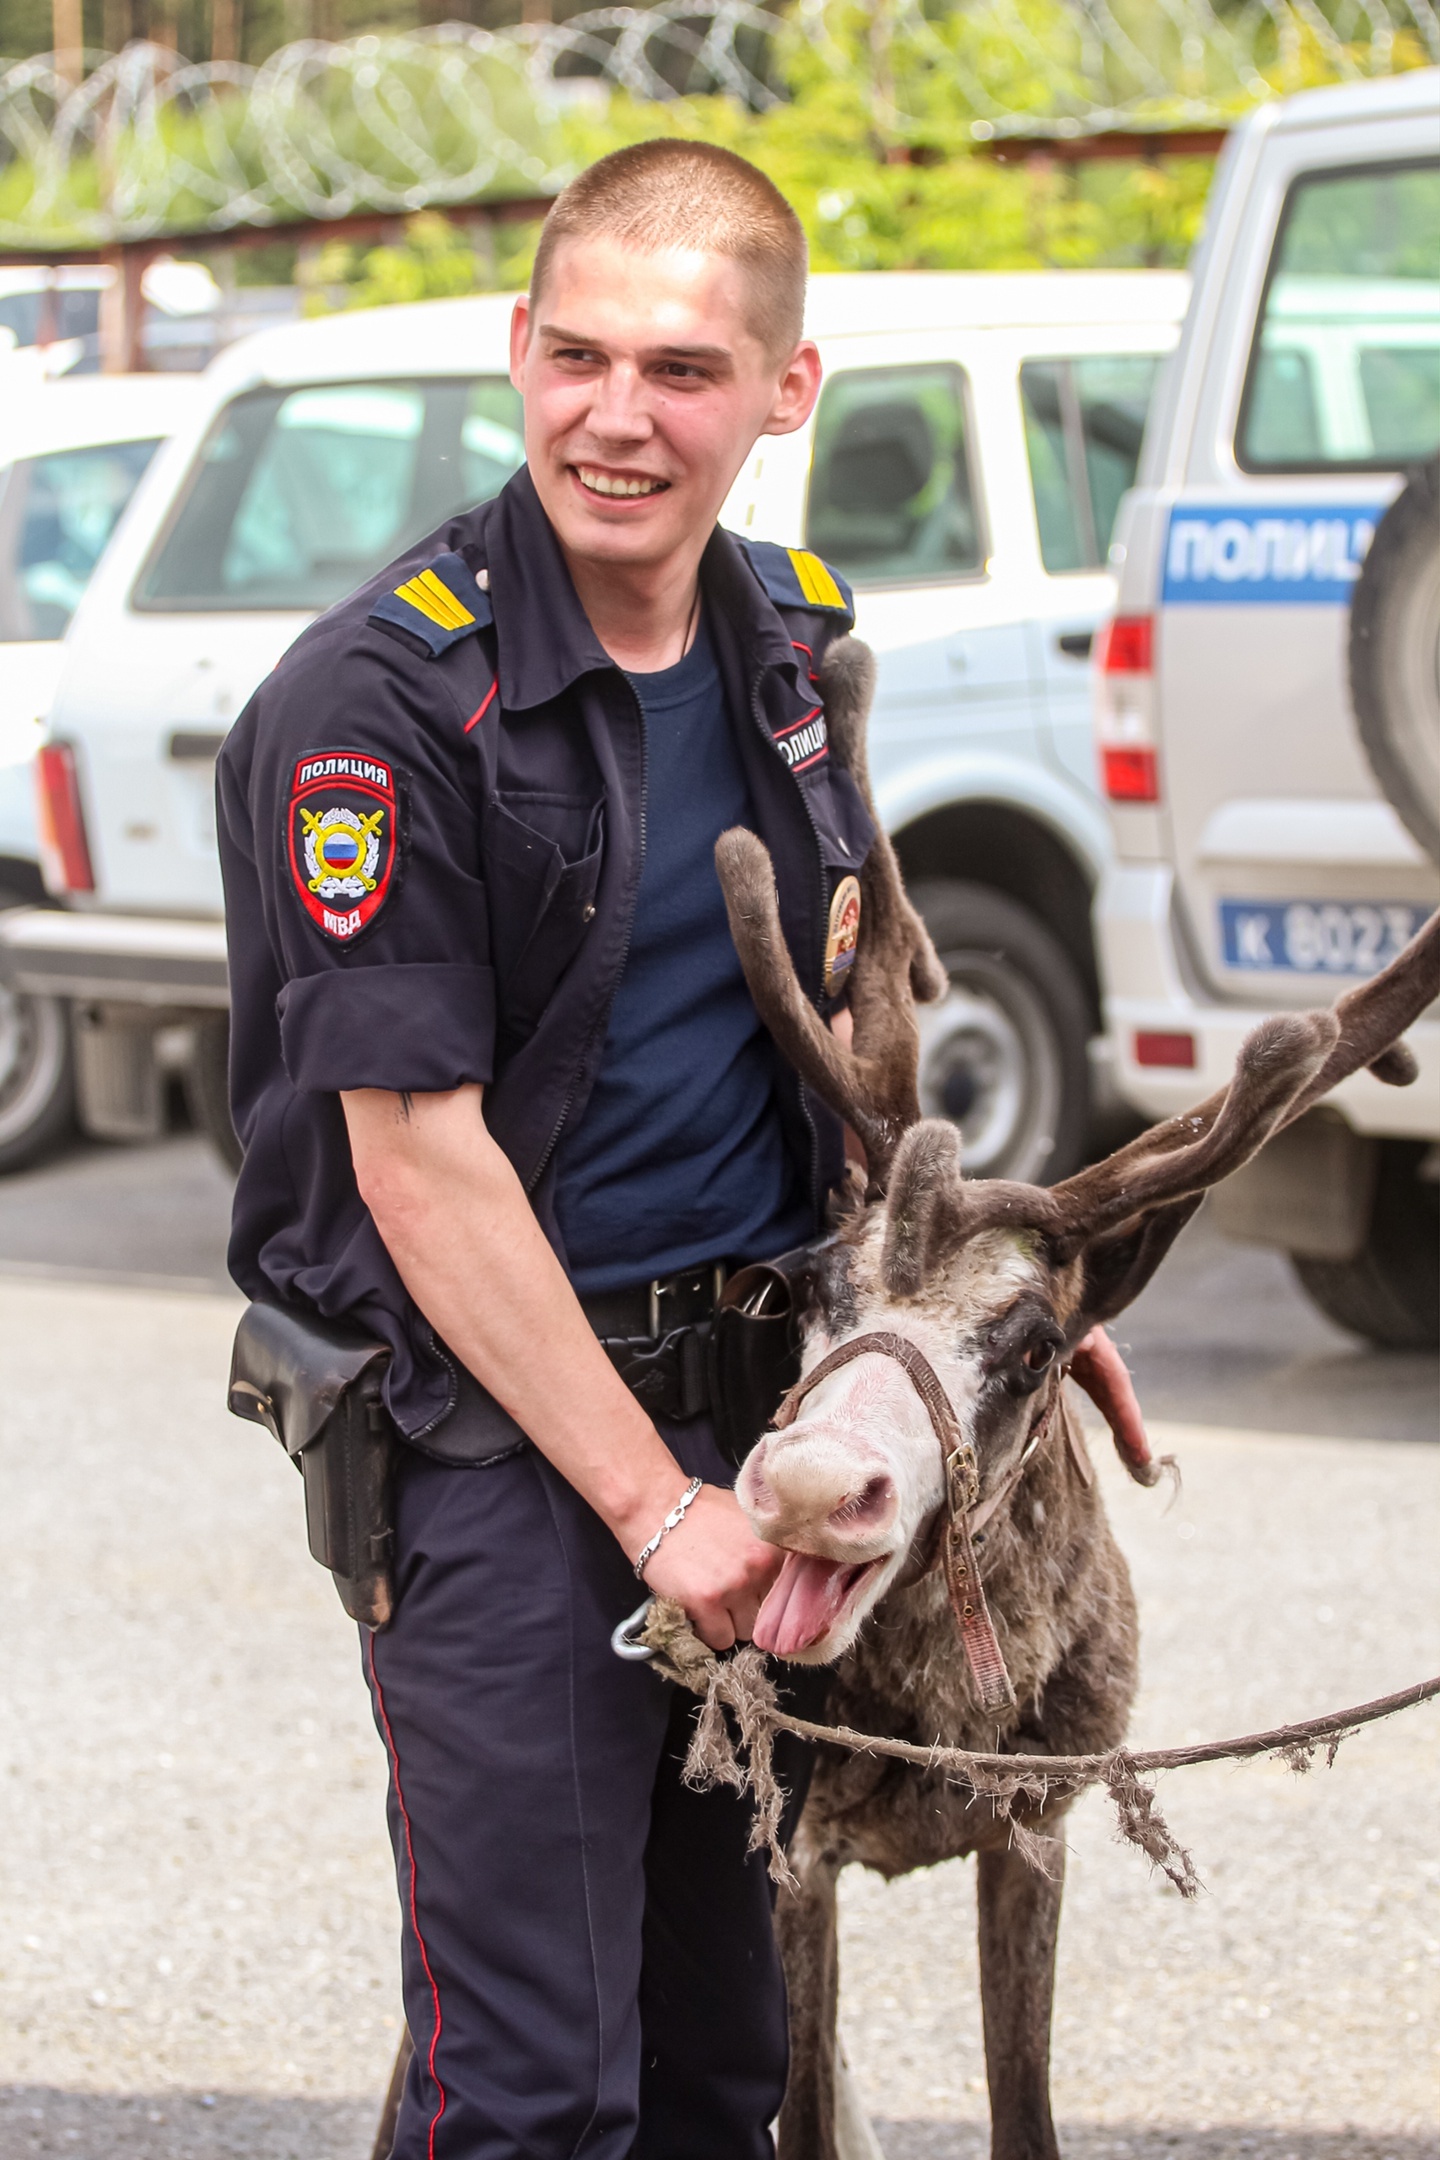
top-left (217, 467), bottom-right (873, 1459)
top-left (555, 614), bottom-right (812, 1292)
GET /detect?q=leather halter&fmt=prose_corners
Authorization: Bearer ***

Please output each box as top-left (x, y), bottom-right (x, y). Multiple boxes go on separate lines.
top-left (771, 1330), bottom-right (1063, 1716)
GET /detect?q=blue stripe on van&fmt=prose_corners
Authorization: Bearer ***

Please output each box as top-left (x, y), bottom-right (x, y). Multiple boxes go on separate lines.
top-left (1162, 504), bottom-right (1387, 604)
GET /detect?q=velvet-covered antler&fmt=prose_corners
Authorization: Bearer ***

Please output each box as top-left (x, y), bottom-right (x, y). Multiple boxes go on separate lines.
top-left (719, 636), bottom-right (1438, 1258)
top-left (715, 636), bottom-right (945, 1188)
top-left (911, 906), bottom-right (1440, 1263)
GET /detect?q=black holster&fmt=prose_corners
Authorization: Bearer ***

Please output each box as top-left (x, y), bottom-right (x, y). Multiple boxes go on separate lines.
top-left (228, 1301), bottom-right (397, 1630)
top-left (708, 1238), bottom-right (832, 1467)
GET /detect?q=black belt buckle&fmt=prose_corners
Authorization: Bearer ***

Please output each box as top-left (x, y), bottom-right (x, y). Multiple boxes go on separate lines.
top-left (648, 1261), bottom-right (727, 1338)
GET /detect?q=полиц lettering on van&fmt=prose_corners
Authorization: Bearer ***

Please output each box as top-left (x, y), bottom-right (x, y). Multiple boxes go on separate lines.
top-left (1163, 504), bottom-right (1386, 603)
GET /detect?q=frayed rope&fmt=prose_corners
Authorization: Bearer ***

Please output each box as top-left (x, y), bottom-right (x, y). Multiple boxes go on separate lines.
top-left (638, 1599), bottom-right (1440, 1898)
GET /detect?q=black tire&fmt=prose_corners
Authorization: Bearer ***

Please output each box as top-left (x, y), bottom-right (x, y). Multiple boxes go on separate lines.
top-left (0, 983), bottom-right (75, 1174)
top-left (907, 878), bottom-right (1090, 1185)
top-left (186, 1014), bottom-right (242, 1173)
top-left (1348, 459), bottom-right (1440, 866)
top-left (1293, 1140), bottom-right (1439, 1349)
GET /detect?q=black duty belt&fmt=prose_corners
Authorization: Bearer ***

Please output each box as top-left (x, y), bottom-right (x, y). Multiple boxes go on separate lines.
top-left (579, 1263), bottom-right (727, 1424)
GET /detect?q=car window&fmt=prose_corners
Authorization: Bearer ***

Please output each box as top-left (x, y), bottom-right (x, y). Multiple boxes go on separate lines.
top-left (805, 363), bottom-right (982, 584)
top-left (0, 292), bottom-right (44, 347)
top-left (0, 437), bottom-right (160, 641)
top-left (1021, 354), bottom-right (1160, 573)
top-left (1238, 160), bottom-right (1440, 472)
top-left (137, 377), bottom-right (525, 611)
top-left (1359, 345), bottom-right (1440, 459)
top-left (0, 288), bottom-right (102, 352)
top-left (1244, 347), bottom-right (1321, 463)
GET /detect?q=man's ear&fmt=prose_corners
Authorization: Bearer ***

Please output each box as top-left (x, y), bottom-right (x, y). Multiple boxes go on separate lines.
top-left (1063, 1194), bottom-right (1203, 1344)
top-left (761, 338), bottom-right (822, 438)
top-left (508, 295), bottom-right (531, 395)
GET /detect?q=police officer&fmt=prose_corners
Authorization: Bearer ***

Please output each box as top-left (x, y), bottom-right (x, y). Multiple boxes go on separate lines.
top-left (218, 140), bottom-right (875, 2158)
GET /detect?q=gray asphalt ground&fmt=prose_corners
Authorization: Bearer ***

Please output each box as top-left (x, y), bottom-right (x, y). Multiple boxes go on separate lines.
top-left (0, 1132), bottom-right (1435, 2160)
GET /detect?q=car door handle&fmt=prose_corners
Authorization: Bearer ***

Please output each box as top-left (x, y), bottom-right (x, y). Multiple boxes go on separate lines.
top-left (168, 730), bottom-right (226, 761)
top-left (1056, 632), bottom-right (1093, 660)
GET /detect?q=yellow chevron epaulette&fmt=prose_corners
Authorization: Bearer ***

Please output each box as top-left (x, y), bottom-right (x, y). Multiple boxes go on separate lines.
top-left (736, 539), bottom-right (855, 621)
top-left (369, 551), bottom-right (493, 655)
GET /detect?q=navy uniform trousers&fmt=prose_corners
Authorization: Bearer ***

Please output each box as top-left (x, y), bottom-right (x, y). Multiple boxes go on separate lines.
top-left (365, 1414), bottom-right (815, 2160)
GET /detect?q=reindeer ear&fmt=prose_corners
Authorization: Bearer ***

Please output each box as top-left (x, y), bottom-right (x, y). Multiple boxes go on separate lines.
top-left (883, 1120), bottom-right (966, 1295)
top-left (1064, 1195), bottom-right (1202, 1341)
top-left (817, 636), bottom-right (876, 784)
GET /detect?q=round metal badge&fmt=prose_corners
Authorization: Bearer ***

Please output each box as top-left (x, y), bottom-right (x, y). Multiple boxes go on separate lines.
top-left (824, 875), bottom-right (862, 997)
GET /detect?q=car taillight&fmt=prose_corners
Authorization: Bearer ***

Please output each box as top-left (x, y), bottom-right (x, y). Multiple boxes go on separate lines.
top-left (1102, 747), bottom-right (1160, 801)
top-left (36, 743), bottom-right (95, 894)
top-left (1095, 613), bottom-right (1159, 804)
top-left (1134, 1030), bottom-right (1196, 1069)
top-left (1097, 615), bottom-right (1152, 674)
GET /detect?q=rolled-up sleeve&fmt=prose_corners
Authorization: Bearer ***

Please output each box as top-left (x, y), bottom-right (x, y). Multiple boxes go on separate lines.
top-left (278, 962), bottom-right (495, 1093)
top-left (228, 621), bottom-right (500, 1098)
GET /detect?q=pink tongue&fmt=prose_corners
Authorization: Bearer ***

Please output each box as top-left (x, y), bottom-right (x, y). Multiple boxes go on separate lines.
top-left (753, 1551), bottom-right (858, 1657)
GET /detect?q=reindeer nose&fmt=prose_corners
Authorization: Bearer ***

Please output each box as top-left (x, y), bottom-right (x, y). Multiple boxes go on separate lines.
top-left (829, 1473), bottom-right (895, 1536)
top-left (740, 1442), bottom-right (782, 1523)
top-left (738, 1433), bottom-right (897, 1555)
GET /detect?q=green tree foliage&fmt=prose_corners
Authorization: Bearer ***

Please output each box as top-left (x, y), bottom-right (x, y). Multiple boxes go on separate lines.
top-left (559, 84), bottom-right (1214, 273)
top-left (302, 206), bottom-right (540, 309)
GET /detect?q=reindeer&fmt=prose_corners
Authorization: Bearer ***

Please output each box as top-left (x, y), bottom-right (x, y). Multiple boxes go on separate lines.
top-left (711, 637), bottom-right (1440, 2160)
top-left (369, 638), bottom-right (1436, 2160)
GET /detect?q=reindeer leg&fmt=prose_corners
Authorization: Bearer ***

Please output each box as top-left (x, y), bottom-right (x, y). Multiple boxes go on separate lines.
top-left (775, 1826), bottom-right (842, 2160)
top-left (369, 2027), bottom-right (412, 2160)
top-left (834, 2046), bottom-right (888, 2160)
top-left (977, 1840), bottom-right (1065, 2160)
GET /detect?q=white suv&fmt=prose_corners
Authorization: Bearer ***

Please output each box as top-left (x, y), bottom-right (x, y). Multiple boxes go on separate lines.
top-left (0, 372), bottom-right (200, 1169)
top-left (2, 269), bottom-right (1186, 1177)
top-left (1096, 69), bottom-right (1440, 1344)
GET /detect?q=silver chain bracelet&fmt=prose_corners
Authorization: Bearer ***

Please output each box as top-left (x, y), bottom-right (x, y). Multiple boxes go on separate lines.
top-left (633, 1475), bottom-right (704, 1581)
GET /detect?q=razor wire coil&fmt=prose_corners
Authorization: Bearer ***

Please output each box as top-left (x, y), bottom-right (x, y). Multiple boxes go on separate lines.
top-left (2, 0), bottom-right (1435, 246)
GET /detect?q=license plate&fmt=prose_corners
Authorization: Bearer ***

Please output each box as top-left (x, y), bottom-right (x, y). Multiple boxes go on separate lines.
top-left (1220, 899), bottom-right (1427, 976)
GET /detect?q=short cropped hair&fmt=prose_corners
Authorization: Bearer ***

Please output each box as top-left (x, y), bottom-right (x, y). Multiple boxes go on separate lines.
top-left (529, 140), bottom-right (808, 361)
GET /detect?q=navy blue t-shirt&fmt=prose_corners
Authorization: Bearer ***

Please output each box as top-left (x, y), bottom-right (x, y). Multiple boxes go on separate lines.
top-left (554, 616), bottom-right (812, 1295)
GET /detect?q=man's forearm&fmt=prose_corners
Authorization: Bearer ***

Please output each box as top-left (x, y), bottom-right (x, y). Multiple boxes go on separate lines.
top-left (342, 1084), bottom-right (691, 1558)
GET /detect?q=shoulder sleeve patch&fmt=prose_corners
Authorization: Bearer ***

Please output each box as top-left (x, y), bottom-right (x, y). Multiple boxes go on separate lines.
top-left (736, 538), bottom-right (855, 623)
top-left (368, 551), bottom-right (494, 656)
top-left (288, 748), bottom-right (402, 944)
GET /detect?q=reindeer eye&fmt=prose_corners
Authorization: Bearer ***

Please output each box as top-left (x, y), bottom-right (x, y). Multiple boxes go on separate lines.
top-left (1024, 1340), bottom-right (1057, 1372)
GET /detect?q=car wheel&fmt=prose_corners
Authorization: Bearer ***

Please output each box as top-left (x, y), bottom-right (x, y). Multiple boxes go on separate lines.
top-left (186, 1014), bottom-right (242, 1173)
top-left (1293, 1139), bottom-right (1439, 1349)
top-left (1349, 458), bottom-right (1440, 866)
top-left (0, 984), bottom-right (75, 1174)
top-left (907, 879), bottom-right (1091, 1185)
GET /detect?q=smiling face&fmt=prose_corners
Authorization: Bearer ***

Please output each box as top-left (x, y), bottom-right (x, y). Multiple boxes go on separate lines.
top-left (737, 1213), bottom-right (1068, 1663)
top-left (509, 236), bottom-right (820, 581)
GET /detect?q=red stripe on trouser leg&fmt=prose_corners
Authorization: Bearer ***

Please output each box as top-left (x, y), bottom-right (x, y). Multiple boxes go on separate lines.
top-left (367, 1631), bottom-right (448, 2160)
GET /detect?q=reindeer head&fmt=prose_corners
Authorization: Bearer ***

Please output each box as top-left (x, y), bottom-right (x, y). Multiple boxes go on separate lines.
top-left (722, 638), bottom-right (1440, 1667)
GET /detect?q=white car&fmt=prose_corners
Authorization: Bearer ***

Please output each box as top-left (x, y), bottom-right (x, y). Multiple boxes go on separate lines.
top-left (0, 373), bottom-right (201, 1170)
top-left (1096, 67), bottom-right (1440, 1344)
top-left (0, 258), bottom-right (249, 381)
top-left (0, 265), bottom-right (111, 381)
top-left (3, 269), bottom-right (1187, 1176)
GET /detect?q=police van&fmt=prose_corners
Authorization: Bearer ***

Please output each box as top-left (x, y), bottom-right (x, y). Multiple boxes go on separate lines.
top-left (1, 268), bottom-right (1187, 1179)
top-left (1096, 68), bottom-right (1440, 1344)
